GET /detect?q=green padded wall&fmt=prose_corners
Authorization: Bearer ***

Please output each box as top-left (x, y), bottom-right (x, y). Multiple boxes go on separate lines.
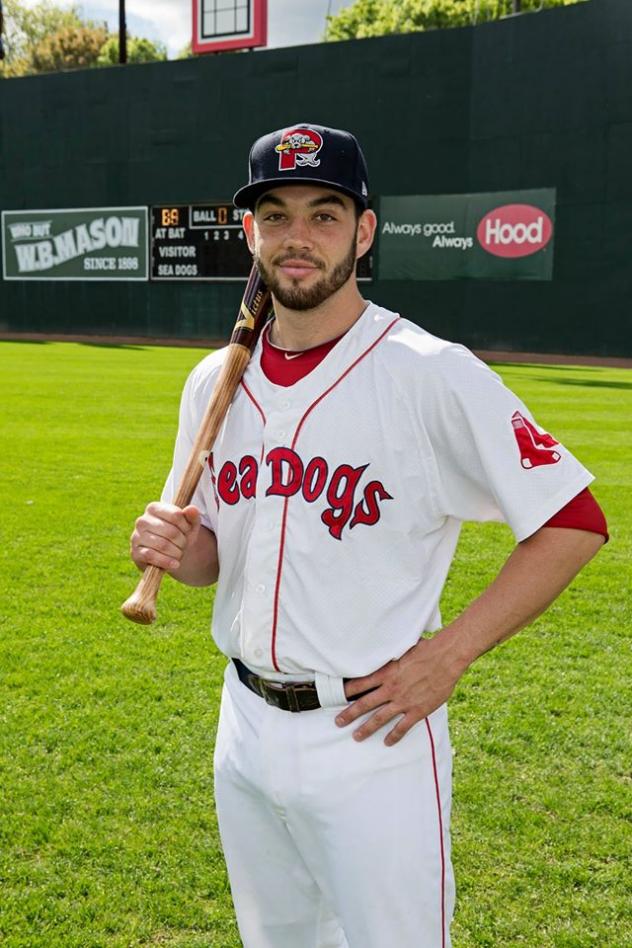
top-left (0, 0), bottom-right (630, 356)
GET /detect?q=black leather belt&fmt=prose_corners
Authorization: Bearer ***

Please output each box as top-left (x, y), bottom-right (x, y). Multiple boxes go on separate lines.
top-left (233, 659), bottom-right (321, 712)
top-left (233, 659), bottom-right (376, 713)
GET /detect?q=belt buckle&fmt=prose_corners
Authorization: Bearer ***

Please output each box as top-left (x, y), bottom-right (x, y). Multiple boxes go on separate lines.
top-left (285, 684), bottom-right (302, 713)
top-left (286, 681), bottom-right (318, 712)
top-left (261, 679), bottom-right (310, 712)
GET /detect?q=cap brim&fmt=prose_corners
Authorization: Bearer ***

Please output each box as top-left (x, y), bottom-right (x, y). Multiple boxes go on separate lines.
top-left (233, 177), bottom-right (369, 210)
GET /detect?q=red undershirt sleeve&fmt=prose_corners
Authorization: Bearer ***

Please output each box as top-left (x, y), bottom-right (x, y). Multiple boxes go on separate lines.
top-left (541, 487), bottom-right (609, 542)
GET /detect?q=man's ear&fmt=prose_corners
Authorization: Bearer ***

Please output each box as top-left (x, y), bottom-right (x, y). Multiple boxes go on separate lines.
top-left (356, 209), bottom-right (377, 260)
top-left (243, 211), bottom-right (255, 254)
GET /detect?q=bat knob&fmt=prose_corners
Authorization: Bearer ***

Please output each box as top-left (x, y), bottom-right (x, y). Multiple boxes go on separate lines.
top-left (121, 595), bottom-right (156, 625)
top-left (121, 565), bottom-right (163, 625)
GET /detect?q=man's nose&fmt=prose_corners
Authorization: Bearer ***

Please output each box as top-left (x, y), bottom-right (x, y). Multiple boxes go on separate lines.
top-left (282, 216), bottom-right (313, 248)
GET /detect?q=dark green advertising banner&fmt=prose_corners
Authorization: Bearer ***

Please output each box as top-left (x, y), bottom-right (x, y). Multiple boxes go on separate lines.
top-left (378, 189), bottom-right (556, 281)
top-left (1, 207), bottom-right (148, 281)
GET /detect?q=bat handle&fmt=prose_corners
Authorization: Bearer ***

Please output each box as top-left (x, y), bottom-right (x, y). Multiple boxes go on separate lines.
top-left (121, 564), bottom-right (165, 625)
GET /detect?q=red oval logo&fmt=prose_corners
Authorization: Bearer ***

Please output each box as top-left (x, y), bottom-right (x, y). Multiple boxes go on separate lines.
top-left (476, 204), bottom-right (553, 258)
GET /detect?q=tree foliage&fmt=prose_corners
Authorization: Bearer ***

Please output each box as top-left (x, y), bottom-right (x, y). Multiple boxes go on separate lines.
top-left (325, 0), bottom-right (587, 41)
top-left (0, 0), bottom-right (168, 78)
top-left (97, 35), bottom-right (167, 67)
top-left (0, 0), bottom-right (83, 74)
top-left (30, 23), bottom-right (109, 73)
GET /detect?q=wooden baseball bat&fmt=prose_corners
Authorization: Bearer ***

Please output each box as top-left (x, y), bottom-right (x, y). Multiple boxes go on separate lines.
top-left (121, 264), bottom-right (273, 625)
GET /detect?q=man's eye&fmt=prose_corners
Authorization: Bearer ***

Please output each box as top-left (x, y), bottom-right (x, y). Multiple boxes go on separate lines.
top-left (315, 213), bottom-right (336, 222)
top-left (263, 213), bottom-right (285, 222)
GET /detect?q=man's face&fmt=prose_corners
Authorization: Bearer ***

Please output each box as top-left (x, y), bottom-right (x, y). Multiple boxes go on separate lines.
top-left (243, 185), bottom-right (374, 311)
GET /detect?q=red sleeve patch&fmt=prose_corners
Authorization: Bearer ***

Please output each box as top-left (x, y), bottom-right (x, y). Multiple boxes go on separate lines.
top-left (511, 411), bottom-right (561, 469)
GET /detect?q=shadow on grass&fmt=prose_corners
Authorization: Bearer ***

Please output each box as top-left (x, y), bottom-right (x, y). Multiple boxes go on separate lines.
top-left (0, 339), bottom-right (149, 350)
top-left (0, 338), bottom-right (49, 345)
top-left (78, 342), bottom-right (150, 350)
top-left (532, 377), bottom-right (632, 390)
top-left (490, 363), bottom-right (612, 373)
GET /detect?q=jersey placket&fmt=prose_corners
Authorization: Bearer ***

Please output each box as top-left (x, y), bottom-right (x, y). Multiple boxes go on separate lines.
top-left (229, 309), bottom-right (401, 677)
top-left (241, 315), bottom-right (401, 675)
top-left (239, 386), bottom-right (302, 674)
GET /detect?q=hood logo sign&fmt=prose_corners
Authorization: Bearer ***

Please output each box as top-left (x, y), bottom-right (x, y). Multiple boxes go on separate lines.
top-left (275, 128), bottom-right (323, 170)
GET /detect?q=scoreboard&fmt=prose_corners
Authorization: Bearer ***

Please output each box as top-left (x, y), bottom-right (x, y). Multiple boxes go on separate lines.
top-left (150, 203), bottom-right (372, 281)
top-left (151, 204), bottom-right (249, 280)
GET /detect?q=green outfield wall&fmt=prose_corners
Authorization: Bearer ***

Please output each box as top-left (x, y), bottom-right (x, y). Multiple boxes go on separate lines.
top-left (0, 0), bottom-right (630, 357)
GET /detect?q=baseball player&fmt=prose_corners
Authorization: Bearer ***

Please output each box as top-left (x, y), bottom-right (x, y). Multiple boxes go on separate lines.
top-left (130, 124), bottom-right (607, 948)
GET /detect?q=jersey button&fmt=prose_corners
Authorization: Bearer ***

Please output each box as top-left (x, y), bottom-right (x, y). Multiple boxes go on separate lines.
top-left (280, 400), bottom-right (291, 410)
top-left (254, 648), bottom-right (264, 659)
top-left (255, 583), bottom-right (266, 594)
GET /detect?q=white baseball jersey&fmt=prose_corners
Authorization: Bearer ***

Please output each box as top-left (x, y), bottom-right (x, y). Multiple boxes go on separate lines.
top-left (163, 303), bottom-right (593, 682)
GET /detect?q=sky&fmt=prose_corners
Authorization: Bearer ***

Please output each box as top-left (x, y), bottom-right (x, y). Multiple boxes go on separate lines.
top-left (20, 1), bottom-right (355, 58)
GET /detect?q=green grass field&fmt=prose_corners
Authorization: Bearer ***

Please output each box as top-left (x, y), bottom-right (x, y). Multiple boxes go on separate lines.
top-left (0, 341), bottom-right (629, 947)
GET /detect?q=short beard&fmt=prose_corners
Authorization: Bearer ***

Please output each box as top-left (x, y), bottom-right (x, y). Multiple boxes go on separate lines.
top-left (254, 230), bottom-right (358, 312)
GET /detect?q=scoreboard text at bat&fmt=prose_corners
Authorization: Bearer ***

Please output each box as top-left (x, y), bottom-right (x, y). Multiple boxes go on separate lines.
top-left (151, 203), bottom-right (250, 281)
top-left (151, 203), bottom-right (373, 282)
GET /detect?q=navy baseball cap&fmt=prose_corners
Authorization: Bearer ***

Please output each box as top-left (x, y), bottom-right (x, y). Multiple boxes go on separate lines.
top-left (233, 123), bottom-right (370, 211)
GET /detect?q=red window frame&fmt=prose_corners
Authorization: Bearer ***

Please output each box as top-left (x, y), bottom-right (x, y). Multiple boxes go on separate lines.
top-left (192, 0), bottom-right (268, 54)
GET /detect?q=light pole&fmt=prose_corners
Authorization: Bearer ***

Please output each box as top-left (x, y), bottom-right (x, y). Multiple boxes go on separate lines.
top-left (512, 0), bottom-right (522, 13)
top-left (119, 0), bottom-right (127, 63)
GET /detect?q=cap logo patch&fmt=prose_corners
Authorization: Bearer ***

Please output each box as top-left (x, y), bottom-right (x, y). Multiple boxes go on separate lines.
top-left (275, 127), bottom-right (323, 170)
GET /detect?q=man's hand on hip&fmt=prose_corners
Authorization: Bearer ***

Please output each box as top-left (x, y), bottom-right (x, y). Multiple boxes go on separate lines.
top-left (337, 635), bottom-right (466, 746)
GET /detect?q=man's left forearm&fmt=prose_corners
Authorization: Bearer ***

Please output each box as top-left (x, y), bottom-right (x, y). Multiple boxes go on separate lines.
top-left (439, 526), bottom-right (605, 673)
top-left (337, 526), bottom-right (604, 745)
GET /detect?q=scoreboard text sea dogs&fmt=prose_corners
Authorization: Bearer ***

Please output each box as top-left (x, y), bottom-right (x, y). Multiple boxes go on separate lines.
top-left (151, 204), bottom-right (372, 281)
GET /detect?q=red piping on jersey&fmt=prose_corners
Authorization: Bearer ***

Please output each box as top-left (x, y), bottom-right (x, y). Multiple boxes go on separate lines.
top-left (241, 379), bottom-right (266, 424)
top-left (425, 718), bottom-right (446, 948)
top-left (270, 316), bottom-right (400, 671)
top-left (240, 379), bottom-right (267, 464)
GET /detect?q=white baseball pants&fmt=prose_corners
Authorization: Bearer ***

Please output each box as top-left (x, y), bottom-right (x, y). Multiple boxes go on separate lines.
top-left (214, 661), bottom-right (455, 948)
